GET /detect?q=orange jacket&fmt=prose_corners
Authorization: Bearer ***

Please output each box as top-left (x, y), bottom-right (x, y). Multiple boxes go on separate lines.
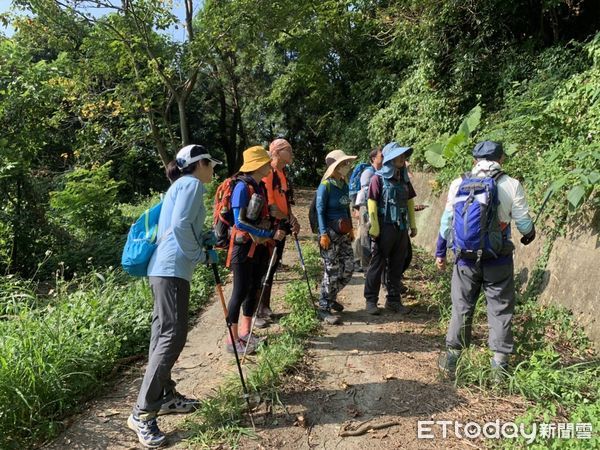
top-left (263, 167), bottom-right (290, 218)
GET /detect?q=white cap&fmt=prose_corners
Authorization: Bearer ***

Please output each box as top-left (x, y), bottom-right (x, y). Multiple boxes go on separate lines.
top-left (176, 144), bottom-right (222, 169)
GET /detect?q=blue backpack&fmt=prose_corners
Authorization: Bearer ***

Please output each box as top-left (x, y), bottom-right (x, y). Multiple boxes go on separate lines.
top-left (121, 200), bottom-right (163, 276)
top-left (452, 171), bottom-right (506, 262)
top-left (348, 163), bottom-right (372, 200)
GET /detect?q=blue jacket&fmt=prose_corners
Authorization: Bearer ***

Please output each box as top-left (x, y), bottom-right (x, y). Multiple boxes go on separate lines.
top-left (316, 178), bottom-right (351, 235)
top-left (147, 175), bottom-right (207, 281)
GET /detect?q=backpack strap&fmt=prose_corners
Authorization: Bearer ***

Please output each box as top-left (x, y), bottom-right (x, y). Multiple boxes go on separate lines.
top-left (225, 177), bottom-right (262, 268)
top-left (492, 170), bottom-right (505, 181)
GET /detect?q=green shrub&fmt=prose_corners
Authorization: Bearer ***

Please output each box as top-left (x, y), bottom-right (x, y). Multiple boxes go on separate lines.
top-left (0, 261), bottom-right (218, 448)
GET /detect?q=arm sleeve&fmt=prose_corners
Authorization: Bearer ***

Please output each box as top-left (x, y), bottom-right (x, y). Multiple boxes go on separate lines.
top-left (368, 199), bottom-right (379, 231)
top-left (407, 198), bottom-right (416, 229)
top-left (407, 181), bottom-right (417, 229)
top-left (436, 178), bottom-right (461, 258)
top-left (232, 182), bottom-right (274, 238)
top-left (407, 181), bottom-right (417, 200)
top-left (171, 180), bottom-right (206, 262)
top-left (511, 180), bottom-right (534, 235)
top-left (316, 181), bottom-right (329, 235)
top-left (367, 175), bottom-right (381, 231)
top-left (360, 168), bottom-right (373, 189)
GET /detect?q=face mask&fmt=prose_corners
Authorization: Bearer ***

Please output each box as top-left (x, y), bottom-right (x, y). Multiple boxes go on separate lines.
top-left (337, 164), bottom-right (351, 177)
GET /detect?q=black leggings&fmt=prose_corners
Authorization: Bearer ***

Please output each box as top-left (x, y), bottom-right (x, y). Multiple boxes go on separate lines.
top-left (227, 245), bottom-right (269, 324)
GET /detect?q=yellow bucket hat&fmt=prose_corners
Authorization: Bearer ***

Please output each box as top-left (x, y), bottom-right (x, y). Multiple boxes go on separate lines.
top-left (239, 146), bottom-right (271, 172)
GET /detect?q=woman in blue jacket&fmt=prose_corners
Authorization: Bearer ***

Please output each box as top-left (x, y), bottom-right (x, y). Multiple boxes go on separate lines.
top-left (316, 149), bottom-right (357, 325)
top-left (128, 144), bottom-right (221, 449)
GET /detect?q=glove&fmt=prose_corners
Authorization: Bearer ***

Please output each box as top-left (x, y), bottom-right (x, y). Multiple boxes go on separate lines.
top-left (436, 257), bottom-right (447, 271)
top-left (520, 226), bottom-right (536, 246)
top-left (202, 230), bottom-right (217, 247)
top-left (369, 221), bottom-right (380, 238)
top-left (319, 234), bottom-right (331, 250)
top-left (205, 249), bottom-right (219, 264)
top-left (289, 214), bottom-right (300, 234)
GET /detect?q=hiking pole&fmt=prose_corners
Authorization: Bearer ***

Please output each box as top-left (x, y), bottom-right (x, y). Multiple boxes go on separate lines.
top-left (241, 244), bottom-right (280, 362)
top-left (210, 263), bottom-right (252, 409)
top-left (293, 232), bottom-right (319, 311)
top-left (521, 185), bottom-right (554, 245)
top-left (241, 219), bottom-right (290, 360)
top-left (532, 185), bottom-right (554, 227)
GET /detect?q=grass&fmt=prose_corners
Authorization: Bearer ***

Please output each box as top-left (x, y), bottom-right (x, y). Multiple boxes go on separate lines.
top-left (183, 242), bottom-right (322, 448)
top-left (416, 245), bottom-right (600, 448)
top-left (0, 263), bottom-right (219, 449)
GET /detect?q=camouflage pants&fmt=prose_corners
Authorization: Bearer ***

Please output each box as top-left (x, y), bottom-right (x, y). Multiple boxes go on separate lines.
top-left (319, 230), bottom-right (354, 309)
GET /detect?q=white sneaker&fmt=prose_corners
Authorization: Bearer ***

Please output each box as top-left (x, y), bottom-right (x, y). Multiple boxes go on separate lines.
top-left (127, 414), bottom-right (166, 448)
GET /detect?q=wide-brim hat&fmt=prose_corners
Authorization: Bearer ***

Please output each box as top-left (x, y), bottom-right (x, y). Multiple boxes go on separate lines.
top-left (382, 142), bottom-right (413, 165)
top-left (321, 149), bottom-right (357, 181)
top-left (176, 144), bottom-right (222, 169)
top-left (239, 145), bottom-right (271, 172)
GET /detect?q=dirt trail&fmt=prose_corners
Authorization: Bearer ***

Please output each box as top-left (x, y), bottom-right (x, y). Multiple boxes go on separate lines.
top-left (239, 191), bottom-right (526, 449)
top-left (45, 190), bottom-right (525, 450)
top-left (44, 274), bottom-right (241, 450)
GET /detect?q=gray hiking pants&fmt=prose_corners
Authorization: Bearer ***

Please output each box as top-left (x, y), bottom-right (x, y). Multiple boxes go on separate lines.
top-left (446, 262), bottom-right (515, 354)
top-left (133, 276), bottom-right (190, 418)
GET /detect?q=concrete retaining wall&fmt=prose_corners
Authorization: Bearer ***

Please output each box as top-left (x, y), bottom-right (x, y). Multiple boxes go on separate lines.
top-left (410, 172), bottom-right (600, 348)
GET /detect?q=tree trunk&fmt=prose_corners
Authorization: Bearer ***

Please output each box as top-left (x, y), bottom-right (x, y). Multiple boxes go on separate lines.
top-left (230, 101), bottom-right (240, 172)
top-left (148, 112), bottom-right (171, 168)
top-left (177, 97), bottom-right (190, 146)
top-left (217, 85), bottom-right (237, 175)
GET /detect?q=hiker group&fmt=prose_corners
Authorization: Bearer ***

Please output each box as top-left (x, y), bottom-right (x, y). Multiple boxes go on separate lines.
top-left (123, 139), bottom-right (536, 448)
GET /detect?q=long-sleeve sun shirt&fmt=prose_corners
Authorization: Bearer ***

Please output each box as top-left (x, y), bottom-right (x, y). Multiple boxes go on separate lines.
top-left (147, 175), bottom-right (207, 282)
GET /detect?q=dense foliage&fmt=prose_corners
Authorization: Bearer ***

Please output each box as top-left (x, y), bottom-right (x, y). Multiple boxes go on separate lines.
top-left (0, 2), bottom-right (599, 447)
top-left (1, 0), bottom-right (599, 278)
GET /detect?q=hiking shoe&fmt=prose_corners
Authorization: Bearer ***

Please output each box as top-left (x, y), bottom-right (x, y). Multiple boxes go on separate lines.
top-left (253, 317), bottom-right (270, 329)
top-left (239, 332), bottom-right (266, 347)
top-left (438, 349), bottom-right (461, 376)
top-left (366, 303), bottom-right (381, 315)
top-left (385, 302), bottom-right (409, 314)
top-left (399, 282), bottom-right (409, 295)
top-left (257, 306), bottom-right (274, 318)
top-left (159, 391), bottom-right (199, 415)
top-left (127, 414), bottom-right (166, 448)
top-left (226, 339), bottom-right (256, 355)
top-left (330, 300), bottom-right (345, 312)
top-left (490, 358), bottom-right (509, 384)
top-left (317, 308), bottom-right (341, 325)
